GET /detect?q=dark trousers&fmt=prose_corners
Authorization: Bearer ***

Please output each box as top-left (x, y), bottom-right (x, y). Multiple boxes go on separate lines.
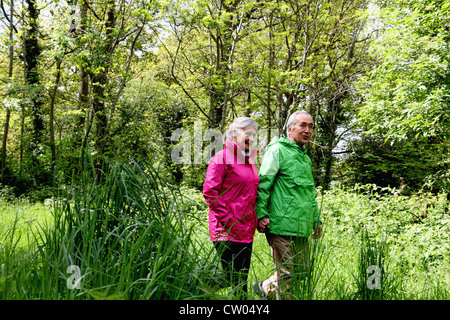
top-left (213, 241), bottom-right (253, 298)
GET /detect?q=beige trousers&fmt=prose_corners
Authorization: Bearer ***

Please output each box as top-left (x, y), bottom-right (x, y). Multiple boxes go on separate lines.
top-left (262, 233), bottom-right (310, 300)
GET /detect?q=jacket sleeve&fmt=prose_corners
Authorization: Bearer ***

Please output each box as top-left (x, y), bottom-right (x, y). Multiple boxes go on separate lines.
top-left (202, 154), bottom-right (235, 229)
top-left (255, 145), bottom-right (279, 220)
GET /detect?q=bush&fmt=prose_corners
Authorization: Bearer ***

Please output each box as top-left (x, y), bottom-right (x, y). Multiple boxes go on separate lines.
top-left (319, 183), bottom-right (450, 299)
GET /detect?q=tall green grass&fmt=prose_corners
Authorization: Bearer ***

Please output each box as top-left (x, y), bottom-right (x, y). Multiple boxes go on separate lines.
top-left (0, 200), bottom-right (53, 299)
top-left (0, 158), bottom-right (219, 299)
top-left (352, 228), bottom-right (403, 300)
top-left (1, 165), bottom-right (449, 300)
top-left (313, 184), bottom-right (450, 300)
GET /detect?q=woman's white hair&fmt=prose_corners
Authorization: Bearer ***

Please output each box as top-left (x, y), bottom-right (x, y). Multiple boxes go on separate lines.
top-left (286, 110), bottom-right (312, 137)
top-left (223, 117), bottom-right (258, 143)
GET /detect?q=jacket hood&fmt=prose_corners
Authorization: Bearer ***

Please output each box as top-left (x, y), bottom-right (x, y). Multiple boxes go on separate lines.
top-left (268, 136), bottom-right (306, 152)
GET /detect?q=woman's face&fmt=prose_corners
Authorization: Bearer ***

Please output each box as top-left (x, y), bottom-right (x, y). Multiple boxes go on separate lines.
top-left (233, 126), bottom-right (257, 152)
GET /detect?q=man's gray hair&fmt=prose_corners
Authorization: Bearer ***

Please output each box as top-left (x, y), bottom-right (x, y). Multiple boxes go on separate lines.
top-left (286, 110), bottom-right (312, 137)
top-left (223, 117), bottom-right (258, 143)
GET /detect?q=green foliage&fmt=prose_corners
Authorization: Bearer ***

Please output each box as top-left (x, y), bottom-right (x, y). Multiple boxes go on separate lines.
top-left (354, 0), bottom-right (450, 192)
top-left (321, 183), bottom-right (450, 277)
top-left (337, 134), bottom-right (448, 193)
top-left (2, 0), bottom-right (448, 196)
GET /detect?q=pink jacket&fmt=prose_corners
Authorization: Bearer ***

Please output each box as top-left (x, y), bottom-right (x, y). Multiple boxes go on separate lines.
top-left (203, 139), bottom-right (259, 243)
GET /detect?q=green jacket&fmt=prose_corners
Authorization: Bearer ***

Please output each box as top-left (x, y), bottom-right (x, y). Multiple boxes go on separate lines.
top-left (255, 136), bottom-right (322, 237)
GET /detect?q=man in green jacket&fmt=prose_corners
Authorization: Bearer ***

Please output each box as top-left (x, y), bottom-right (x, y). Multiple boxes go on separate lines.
top-left (253, 110), bottom-right (322, 300)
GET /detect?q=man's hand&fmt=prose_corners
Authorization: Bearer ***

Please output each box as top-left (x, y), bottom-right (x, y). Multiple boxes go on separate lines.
top-left (312, 225), bottom-right (323, 239)
top-left (257, 217), bottom-right (270, 233)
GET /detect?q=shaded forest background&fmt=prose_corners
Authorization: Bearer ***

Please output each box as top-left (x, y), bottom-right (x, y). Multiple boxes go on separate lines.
top-left (0, 0), bottom-right (448, 201)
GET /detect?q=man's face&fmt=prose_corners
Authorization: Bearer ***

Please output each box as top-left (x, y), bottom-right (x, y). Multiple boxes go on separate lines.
top-left (288, 113), bottom-right (314, 146)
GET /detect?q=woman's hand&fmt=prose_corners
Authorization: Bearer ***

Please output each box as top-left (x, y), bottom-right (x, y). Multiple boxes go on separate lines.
top-left (257, 217), bottom-right (270, 233)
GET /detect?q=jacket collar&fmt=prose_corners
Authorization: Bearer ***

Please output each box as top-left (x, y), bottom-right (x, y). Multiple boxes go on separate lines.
top-left (275, 136), bottom-right (308, 153)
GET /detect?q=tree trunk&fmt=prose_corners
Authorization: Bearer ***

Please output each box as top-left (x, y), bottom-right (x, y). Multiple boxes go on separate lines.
top-left (24, 0), bottom-right (45, 183)
top-left (91, 0), bottom-right (115, 159)
top-left (266, 10), bottom-right (274, 143)
top-left (74, 0), bottom-right (90, 172)
top-left (77, 1), bottom-right (89, 131)
top-left (49, 55), bottom-right (64, 171)
top-left (323, 97), bottom-right (340, 190)
top-left (1, 0), bottom-right (14, 181)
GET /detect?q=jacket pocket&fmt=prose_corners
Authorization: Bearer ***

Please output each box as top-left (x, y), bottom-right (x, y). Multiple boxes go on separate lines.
top-left (279, 196), bottom-right (314, 236)
top-left (270, 196), bottom-right (293, 232)
top-left (284, 160), bottom-right (314, 186)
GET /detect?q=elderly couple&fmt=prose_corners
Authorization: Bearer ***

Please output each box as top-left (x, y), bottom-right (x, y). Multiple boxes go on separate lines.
top-left (202, 110), bottom-right (323, 300)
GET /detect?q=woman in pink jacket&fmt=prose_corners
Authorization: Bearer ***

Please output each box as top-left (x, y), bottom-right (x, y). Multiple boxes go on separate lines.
top-left (203, 117), bottom-right (259, 298)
